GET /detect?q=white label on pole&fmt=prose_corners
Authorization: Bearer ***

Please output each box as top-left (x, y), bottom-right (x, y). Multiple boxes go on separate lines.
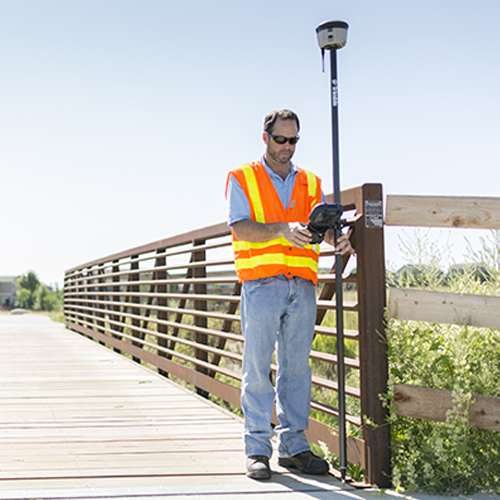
top-left (332, 79), bottom-right (338, 107)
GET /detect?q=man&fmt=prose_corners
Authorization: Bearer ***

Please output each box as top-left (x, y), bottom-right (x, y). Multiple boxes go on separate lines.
top-left (226, 109), bottom-right (352, 480)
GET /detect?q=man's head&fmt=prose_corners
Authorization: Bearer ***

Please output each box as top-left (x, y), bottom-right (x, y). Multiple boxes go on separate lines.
top-left (263, 109), bottom-right (300, 169)
top-left (263, 109), bottom-right (300, 135)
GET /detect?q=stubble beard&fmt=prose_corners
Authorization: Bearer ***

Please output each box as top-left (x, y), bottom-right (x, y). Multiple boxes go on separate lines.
top-left (269, 148), bottom-right (293, 165)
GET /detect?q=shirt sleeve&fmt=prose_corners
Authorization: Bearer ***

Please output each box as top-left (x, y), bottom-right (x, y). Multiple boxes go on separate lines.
top-left (226, 175), bottom-right (251, 226)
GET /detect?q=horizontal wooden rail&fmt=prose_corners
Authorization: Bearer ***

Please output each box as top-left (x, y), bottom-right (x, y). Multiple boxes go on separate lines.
top-left (67, 298), bottom-right (241, 323)
top-left (66, 318), bottom-right (241, 381)
top-left (64, 239), bottom-right (233, 280)
top-left (317, 299), bottom-right (358, 311)
top-left (65, 221), bottom-right (231, 274)
top-left (65, 290), bottom-right (241, 303)
top-left (388, 288), bottom-right (500, 329)
top-left (385, 195), bottom-right (500, 228)
top-left (66, 276), bottom-right (240, 288)
top-left (65, 294), bottom-right (352, 330)
top-left (310, 349), bottom-right (360, 370)
top-left (310, 400), bottom-right (362, 426)
top-left (314, 325), bottom-right (359, 339)
top-left (66, 260), bottom-right (235, 285)
top-left (394, 384), bottom-right (500, 432)
top-left (67, 320), bottom-right (243, 405)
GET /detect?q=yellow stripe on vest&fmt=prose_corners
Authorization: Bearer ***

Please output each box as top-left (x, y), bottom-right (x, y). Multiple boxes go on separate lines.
top-left (233, 239), bottom-right (320, 253)
top-left (235, 253), bottom-right (319, 272)
top-left (304, 169), bottom-right (318, 210)
top-left (241, 164), bottom-right (265, 223)
top-left (233, 238), bottom-right (288, 251)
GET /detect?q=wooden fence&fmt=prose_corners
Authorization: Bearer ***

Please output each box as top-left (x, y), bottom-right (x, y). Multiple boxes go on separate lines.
top-left (63, 183), bottom-right (390, 487)
top-left (386, 195), bottom-right (500, 432)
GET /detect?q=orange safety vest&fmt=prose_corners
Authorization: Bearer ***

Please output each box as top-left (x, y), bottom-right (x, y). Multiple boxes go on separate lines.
top-left (226, 161), bottom-right (322, 284)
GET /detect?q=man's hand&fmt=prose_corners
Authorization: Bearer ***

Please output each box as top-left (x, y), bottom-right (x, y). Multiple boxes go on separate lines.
top-left (231, 219), bottom-right (313, 248)
top-left (325, 229), bottom-right (355, 256)
top-left (282, 222), bottom-right (313, 248)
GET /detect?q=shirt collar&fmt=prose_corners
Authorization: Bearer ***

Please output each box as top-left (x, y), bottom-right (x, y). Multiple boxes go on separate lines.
top-left (260, 156), bottom-right (297, 179)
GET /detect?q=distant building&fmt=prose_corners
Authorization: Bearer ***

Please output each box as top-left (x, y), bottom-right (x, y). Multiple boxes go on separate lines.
top-left (0, 276), bottom-right (17, 309)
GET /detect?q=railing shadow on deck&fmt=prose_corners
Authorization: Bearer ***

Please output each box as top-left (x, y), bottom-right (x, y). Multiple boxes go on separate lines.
top-left (64, 183), bottom-right (390, 487)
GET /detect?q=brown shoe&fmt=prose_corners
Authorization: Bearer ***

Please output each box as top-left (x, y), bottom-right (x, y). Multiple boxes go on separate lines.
top-left (278, 450), bottom-right (329, 474)
top-left (246, 455), bottom-right (271, 479)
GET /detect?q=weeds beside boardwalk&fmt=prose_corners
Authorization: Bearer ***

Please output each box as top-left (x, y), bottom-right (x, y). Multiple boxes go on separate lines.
top-left (386, 230), bottom-right (500, 494)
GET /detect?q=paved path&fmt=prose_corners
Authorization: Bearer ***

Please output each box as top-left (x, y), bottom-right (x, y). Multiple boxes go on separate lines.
top-left (0, 314), bottom-right (496, 500)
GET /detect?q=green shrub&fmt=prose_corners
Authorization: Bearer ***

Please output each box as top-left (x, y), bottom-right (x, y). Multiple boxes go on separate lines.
top-left (16, 271), bottom-right (63, 312)
top-left (387, 230), bottom-right (500, 494)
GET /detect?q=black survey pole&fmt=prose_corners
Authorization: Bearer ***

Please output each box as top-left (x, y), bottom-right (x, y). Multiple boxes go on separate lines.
top-left (316, 19), bottom-right (349, 484)
top-left (330, 48), bottom-right (341, 205)
top-left (331, 47), bottom-right (347, 484)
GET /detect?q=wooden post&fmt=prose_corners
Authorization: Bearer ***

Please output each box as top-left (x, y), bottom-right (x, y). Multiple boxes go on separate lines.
top-left (95, 264), bottom-right (106, 338)
top-left (355, 184), bottom-right (391, 487)
top-left (193, 239), bottom-right (208, 397)
top-left (156, 249), bottom-right (169, 377)
top-left (130, 255), bottom-right (142, 363)
top-left (111, 260), bottom-right (122, 353)
top-left (78, 270), bottom-right (86, 327)
top-left (88, 267), bottom-right (97, 328)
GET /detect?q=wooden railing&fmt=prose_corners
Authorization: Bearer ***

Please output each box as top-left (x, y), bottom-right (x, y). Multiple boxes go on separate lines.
top-left (64, 183), bottom-right (390, 487)
top-left (386, 195), bottom-right (500, 432)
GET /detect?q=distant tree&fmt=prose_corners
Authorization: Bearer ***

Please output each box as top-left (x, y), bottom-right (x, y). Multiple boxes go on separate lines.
top-left (447, 263), bottom-right (490, 284)
top-left (16, 271), bottom-right (62, 312)
top-left (395, 264), bottom-right (445, 289)
top-left (36, 284), bottom-right (59, 312)
top-left (17, 271), bottom-right (40, 309)
top-left (16, 288), bottom-right (34, 310)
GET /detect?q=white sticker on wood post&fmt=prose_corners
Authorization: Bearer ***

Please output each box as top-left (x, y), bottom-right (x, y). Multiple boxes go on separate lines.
top-left (365, 200), bottom-right (383, 228)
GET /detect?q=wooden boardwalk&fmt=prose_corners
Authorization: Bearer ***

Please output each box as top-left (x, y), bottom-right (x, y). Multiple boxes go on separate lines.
top-left (1, 315), bottom-right (494, 500)
top-left (0, 314), bottom-right (368, 500)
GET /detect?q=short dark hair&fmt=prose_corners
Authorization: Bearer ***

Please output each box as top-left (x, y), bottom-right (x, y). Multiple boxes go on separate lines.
top-left (263, 109), bottom-right (300, 134)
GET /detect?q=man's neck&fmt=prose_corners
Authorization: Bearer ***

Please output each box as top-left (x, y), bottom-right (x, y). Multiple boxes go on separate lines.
top-left (263, 154), bottom-right (291, 181)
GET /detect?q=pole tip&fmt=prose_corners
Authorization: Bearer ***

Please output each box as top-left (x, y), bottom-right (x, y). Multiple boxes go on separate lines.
top-left (316, 20), bottom-right (349, 50)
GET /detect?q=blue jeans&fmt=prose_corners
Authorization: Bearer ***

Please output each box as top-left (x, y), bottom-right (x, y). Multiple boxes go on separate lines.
top-left (240, 274), bottom-right (316, 458)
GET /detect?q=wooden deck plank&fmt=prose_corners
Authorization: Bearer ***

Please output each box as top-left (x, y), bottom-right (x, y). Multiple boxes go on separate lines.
top-left (0, 314), bottom-right (347, 497)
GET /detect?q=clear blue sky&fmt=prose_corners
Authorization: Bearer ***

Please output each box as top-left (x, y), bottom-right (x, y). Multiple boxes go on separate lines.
top-left (2, 0), bottom-right (500, 286)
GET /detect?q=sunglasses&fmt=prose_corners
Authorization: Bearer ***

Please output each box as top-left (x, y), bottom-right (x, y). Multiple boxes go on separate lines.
top-left (266, 132), bottom-right (300, 145)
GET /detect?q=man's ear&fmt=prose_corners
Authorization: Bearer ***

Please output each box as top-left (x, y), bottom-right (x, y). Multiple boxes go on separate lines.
top-left (262, 132), bottom-right (269, 145)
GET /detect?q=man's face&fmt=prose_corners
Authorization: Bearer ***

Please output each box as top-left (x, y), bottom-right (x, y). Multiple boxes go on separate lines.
top-left (263, 118), bottom-right (299, 166)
